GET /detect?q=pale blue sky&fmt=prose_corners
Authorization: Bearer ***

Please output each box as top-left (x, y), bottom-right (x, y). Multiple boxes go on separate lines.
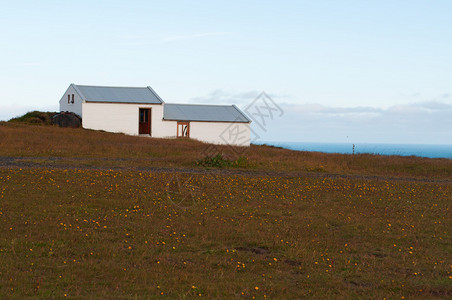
top-left (1, 0), bottom-right (451, 144)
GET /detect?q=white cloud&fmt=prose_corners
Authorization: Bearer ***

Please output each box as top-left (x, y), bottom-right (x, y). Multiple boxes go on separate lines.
top-left (282, 101), bottom-right (452, 116)
top-left (187, 89), bottom-right (451, 144)
top-left (189, 90), bottom-right (259, 105)
top-left (283, 103), bottom-right (383, 115)
top-left (189, 89), bottom-right (284, 106)
top-left (254, 101), bottom-right (452, 144)
top-left (414, 100), bottom-right (452, 110)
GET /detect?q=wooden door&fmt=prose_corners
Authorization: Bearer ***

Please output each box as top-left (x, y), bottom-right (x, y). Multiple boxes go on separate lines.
top-left (139, 108), bottom-right (152, 135)
top-left (177, 122), bottom-right (190, 137)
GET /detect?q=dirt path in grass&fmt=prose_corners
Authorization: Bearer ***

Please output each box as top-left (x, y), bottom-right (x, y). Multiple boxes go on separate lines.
top-left (0, 155), bottom-right (451, 184)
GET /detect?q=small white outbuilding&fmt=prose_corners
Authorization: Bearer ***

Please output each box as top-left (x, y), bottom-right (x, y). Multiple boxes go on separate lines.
top-left (59, 84), bottom-right (251, 146)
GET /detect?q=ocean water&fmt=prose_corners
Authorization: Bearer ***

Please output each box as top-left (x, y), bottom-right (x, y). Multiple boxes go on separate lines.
top-left (255, 142), bottom-right (452, 159)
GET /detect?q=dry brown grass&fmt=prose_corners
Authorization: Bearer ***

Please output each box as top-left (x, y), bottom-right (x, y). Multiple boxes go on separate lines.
top-left (1, 122), bottom-right (451, 180)
top-left (0, 122), bottom-right (451, 298)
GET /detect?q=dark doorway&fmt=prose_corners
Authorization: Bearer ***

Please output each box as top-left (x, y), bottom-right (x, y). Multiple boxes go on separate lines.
top-left (139, 108), bottom-right (152, 135)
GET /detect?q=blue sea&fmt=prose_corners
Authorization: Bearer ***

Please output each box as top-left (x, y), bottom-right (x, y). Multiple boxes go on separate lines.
top-left (255, 142), bottom-right (452, 159)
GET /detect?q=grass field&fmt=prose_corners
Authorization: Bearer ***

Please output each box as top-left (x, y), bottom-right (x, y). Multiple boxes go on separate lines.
top-left (2, 122), bottom-right (452, 179)
top-left (0, 122), bottom-right (451, 298)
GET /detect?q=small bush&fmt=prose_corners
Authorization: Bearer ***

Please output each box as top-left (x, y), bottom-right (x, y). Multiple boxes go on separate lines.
top-left (233, 156), bottom-right (249, 168)
top-left (195, 154), bottom-right (249, 168)
top-left (9, 111), bottom-right (56, 125)
top-left (305, 165), bottom-right (326, 172)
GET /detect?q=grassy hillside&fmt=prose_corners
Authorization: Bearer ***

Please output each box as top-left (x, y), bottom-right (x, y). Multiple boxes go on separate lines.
top-left (7, 111), bottom-right (56, 125)
top-left (0, 122), bottom-right (451, 298)
top-left (1, 122), bottom-right (451, 179)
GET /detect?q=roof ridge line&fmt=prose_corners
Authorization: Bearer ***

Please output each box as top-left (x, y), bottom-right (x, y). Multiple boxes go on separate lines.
top-left (147, 86), bottom-right (164, 103)
top-left (71, 83), bottom-right (85, 100)
top-left (232, 104), bottom-right (252, 123)
top-left (165, 103), bottom-right (234, 107)
top-left (74, 84), bottom-right (150, 89)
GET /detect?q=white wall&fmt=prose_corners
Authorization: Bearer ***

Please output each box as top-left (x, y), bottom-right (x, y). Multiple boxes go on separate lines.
top-left (152, 112), bottom-right (177, 138)
top-left (59, 85), bottom-right (83, 117)
top-left (190, 122), bottom-right (250, 146)
top-left (82, 102), bottom-right (167, 136)
top-left (80, 102), bottom-right (250, 146)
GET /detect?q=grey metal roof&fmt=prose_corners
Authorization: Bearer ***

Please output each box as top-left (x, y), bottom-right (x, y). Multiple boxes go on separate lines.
top-left (163, 104), bottom-right (251, 123)
top-left (73, 84), bottom-right (163, 104)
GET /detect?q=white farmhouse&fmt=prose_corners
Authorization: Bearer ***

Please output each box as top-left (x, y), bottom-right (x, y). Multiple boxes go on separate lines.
top-left (59, 84), bottom-right (251, 146)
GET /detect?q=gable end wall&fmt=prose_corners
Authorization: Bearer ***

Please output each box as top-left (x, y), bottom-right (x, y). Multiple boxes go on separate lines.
top-left (59, 85), bottom-right (83, 117)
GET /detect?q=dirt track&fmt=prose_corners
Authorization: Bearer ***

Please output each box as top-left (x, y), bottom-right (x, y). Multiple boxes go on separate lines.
top-left (1, 156), bottom-right (451, 184)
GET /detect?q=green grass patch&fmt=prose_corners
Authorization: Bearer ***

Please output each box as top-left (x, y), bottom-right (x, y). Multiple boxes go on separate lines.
top-left (195, 154), bottom-right (250, 169)
top-left (8, 111), bottom-right (56, 125)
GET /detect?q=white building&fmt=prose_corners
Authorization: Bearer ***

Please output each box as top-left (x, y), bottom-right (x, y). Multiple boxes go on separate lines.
top-left (59, 84), bottom-right (251, 146)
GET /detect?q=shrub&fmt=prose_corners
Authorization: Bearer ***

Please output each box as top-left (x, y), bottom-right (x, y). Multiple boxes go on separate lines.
top-left (195, 154), bottom-right (249, 168)
top-left (9, 111), bottom-right (56, 125)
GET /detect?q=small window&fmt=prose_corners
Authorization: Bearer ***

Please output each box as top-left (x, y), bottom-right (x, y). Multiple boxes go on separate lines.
top-left (139, 110), bottom-right (149, 123)
top-left (68, 94), bottom-right (70, 104)
top-left (71, 94), bottom-right (75, 104)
